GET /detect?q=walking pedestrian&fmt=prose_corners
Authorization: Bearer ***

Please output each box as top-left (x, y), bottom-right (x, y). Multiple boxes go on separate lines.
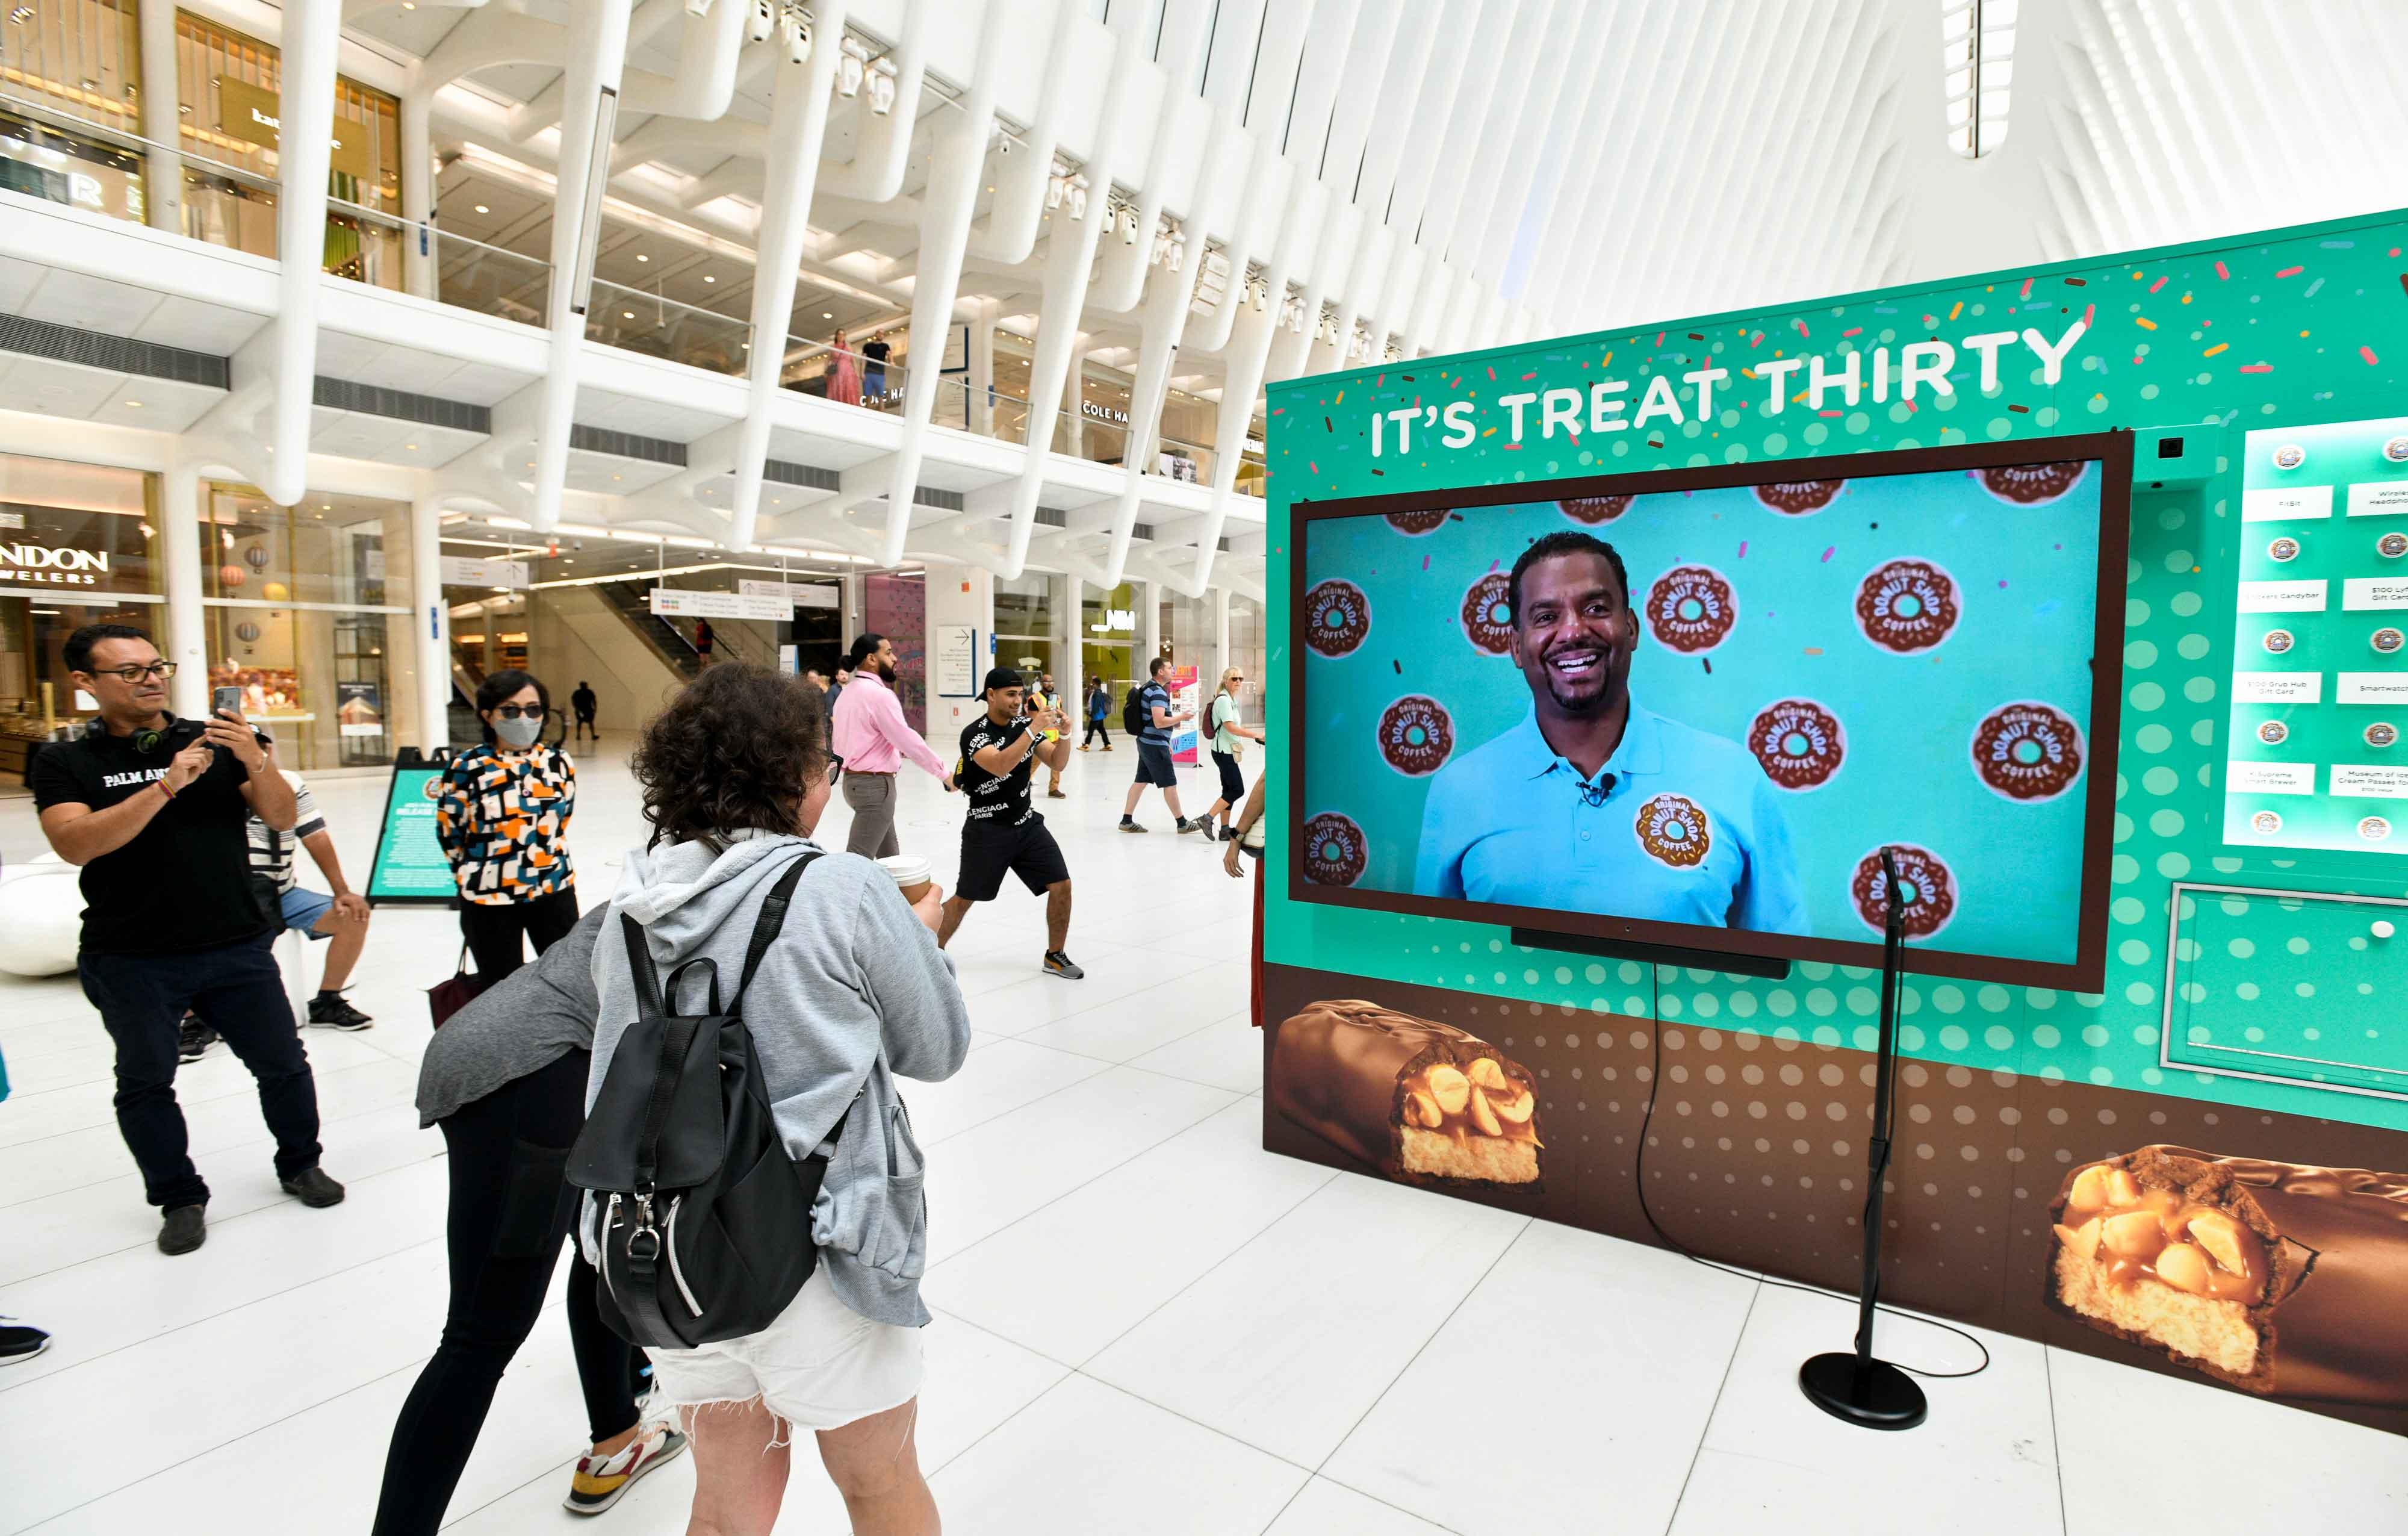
top-left (31, 624), bottom-right (343, 1255)
top-left (1080, 677), bottom-right (1112, 750)
top-left (829, 632), bottom-right (954, 859)
top-left (1194, 667), bottom-right (1263, 841)
top-left (938, 668), bottom-right (1082, 978)
top-left (570, 680), bottom-right (598, 742)
top-left (694, 617), bottom-right (715, 668)
top-left (1120, 656), bottom-right (1200, 835)
top-left (437, 670), bottom-right (579, 984)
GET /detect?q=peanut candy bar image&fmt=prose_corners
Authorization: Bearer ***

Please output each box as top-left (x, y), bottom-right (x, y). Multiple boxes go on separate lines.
top-left (1270, 1000), bottom-right (1541, 1187)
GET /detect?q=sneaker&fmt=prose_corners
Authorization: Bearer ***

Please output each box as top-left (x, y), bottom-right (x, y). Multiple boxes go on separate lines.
top-left (1043, 951), bottom-right (1085, 980)
top-left (281, 1167), bottom-right (347, 1208)
top-left (565, 1423), bottom-right (688, 1516)
top-left (1193, 816), bottom-right (1216, 840)
top-left (0, 1317), bottom-right (51, 1366)
top-left (158, 1203), bottom-right (206, 1255)
top-left (306, 993), bottom-right (374, 1030)
top-left (1176, 818), bottom-right (1203, 835)
top-left (176, 1015), bottom-right (217, 1063)
top-left (1120, 818), bottom-right (1147, 833)
top-left (1047, 788), bottom-right (1067, 799)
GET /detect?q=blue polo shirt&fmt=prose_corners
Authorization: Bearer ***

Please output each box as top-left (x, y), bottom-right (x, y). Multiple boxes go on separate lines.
top-left (1413, 703), bottom-right (1807, 935)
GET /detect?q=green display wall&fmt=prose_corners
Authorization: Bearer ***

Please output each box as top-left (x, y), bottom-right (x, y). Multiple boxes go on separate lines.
top-left (1263, 208), bottom-right (2408, 1136)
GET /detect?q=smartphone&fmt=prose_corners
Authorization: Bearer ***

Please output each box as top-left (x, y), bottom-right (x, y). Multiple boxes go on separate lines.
top-left (211, 685), bottom-right (243, 718)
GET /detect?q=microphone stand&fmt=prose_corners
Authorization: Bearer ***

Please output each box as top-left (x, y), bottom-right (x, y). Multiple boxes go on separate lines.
top-left (1798, 845), bottom-right (1929, 1430)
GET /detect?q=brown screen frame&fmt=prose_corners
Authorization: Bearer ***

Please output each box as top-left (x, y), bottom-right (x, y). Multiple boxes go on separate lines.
top-left (1285, 431), bottom-right (2135, 991)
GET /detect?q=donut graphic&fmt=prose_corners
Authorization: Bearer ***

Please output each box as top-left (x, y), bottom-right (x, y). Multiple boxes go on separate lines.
top-left (2362, 816), bottom-right (2394, 844)
top-left (2373, 627), bottom-right (2404, 656)
top-left (1301, 812), bottom-right (1369, 886)
top-left (2366, 722), bottom-right (2399, 748)
top-left (2262, 629), bottom-right (2295, 655)
top-left (2380, 532), bottom-right (2408, 559)
top-left (2272, 444), bottom-right (2306, 470)
top-left (1970, 701), bottom-right (2085, 802)
top-left (1385, 508), bottom-right (1450, 536)
top-left (1646, 565), bottom-right (1737, 653)
top-left (1633, 793), bottom-right (1712, 869)
top-left (1559, 495), bottom-right (1633, 524)
top-left (1850, 845), bottom-right (1958, 940)
top-left (1460, 572), bottom-right (1515, 655)
top-left (2385, 436), bottom-right (2408, 464)
top-left (1754, 480), bottom-right (1845, 516)
top-left (2267, 536), bottom-right (2301, 563)
top-left (1976, 462), bottom-right (2087, 505)
top-left (1303, 579), bottom-right (1372, 658)
top-left (1377, 695), bottom-right (1454, 776)
top-left (2250, 810), bottom-right (2284, 836)
top-left (1748, 698), bottom-right (1846, 790)
top-left (1855, 559), bottom-right (1960, 654)
top-left (2257, 720), bottom-right (2289, 746)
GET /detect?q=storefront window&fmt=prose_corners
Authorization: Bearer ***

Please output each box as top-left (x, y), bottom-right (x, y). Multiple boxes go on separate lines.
top-left (200, 484), bottom-right (416, 768)
top-left (1081, 579), bottom-right (1136, 703)
top-left (0, 1), bottom-right (145, 223)
top-left (0, 452), bottom-right (159, 777)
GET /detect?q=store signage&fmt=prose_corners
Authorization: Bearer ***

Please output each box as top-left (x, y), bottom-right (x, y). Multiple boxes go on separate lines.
top-left (1081, 401), bottom-right (1130, 424)
top-left (1368, 319), bottom-right (2094, 455)
top-left (932, 624), bottom-right (978, 696)
top-left (216, 77), bottom-right (376, 182)
top-left (736, 579), bottom-right (840, 610)
top-left (436, 555), bottom-right (529, 589)
top-left (650, 586), bottom-right (790, 622)
top-left (0, 541), bottom-right (110, 585)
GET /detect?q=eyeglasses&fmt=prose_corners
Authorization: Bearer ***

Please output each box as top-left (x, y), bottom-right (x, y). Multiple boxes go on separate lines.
top-left (88, 662), bottom-right (176, 683)
top-left (827, 761), bottom-right (843, 785)
top-left (488, 703), bottom-right (545, 719)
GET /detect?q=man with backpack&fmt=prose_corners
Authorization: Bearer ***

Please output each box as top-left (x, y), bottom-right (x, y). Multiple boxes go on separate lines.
top-left (1079, 678), bottom-right (1113, 750)
top-left (1119, 656), bottom-right (1201, 834)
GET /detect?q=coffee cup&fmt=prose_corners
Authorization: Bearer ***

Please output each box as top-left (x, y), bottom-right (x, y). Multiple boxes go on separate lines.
top-left (878, 853), bottom-right (934, 906)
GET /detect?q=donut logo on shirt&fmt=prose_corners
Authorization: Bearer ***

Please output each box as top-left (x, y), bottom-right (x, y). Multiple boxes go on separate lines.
top-left (1559, 495), bottom-right (1633, 524)
top-left (1385, 508), bottom-right (1450, 536)
top-left (1646, 565), bottom-right (1737, 653)
top-left (1976, 462), bottom-right (2087, 505)
top-left (1855, 559), bottom-right (1960, 654)
top-left (1301, 812), bottom-right (1369, 886)
top-left (1754, 481), bottom-right (1845, 516)
top-left (1377, 696), bottom-right (1454, 776)
top-left (1850, 845), bottom-right (1958, 940)
top-left (1970, 701), bottom-right (2085, 802)
top-left (1303, 579), bottom-right (1372, 658)
top-left (1460, 572), bottom-right (1515, 656)
top-left (1747, 698), bottom-right (1846, 790)
top-left (1633, 793), bottom-right (1712, 869)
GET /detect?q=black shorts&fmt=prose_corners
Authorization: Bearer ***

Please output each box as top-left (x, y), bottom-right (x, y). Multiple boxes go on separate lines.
top-left (1211, 749), bottom-right (1244, 803)
top-left (1133, 742), bottom-right (1178, 788)
top-left (957, 815), bottom-right (1070, 903)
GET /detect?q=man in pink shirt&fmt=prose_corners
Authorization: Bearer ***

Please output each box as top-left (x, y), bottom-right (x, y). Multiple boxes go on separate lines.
top-left (830, 632), bottom-right (955, 857)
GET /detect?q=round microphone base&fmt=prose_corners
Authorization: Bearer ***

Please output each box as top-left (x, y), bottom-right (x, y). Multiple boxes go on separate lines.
top-left (1798, 1352), bottom-right (1928, 1431)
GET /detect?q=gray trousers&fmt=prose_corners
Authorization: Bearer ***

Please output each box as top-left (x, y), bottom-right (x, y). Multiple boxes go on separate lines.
top-left (841, 771), bottom-right (901, 859)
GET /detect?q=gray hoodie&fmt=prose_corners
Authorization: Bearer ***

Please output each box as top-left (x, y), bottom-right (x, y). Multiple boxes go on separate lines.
top-left (583, 829), bottom-right (971, 1329)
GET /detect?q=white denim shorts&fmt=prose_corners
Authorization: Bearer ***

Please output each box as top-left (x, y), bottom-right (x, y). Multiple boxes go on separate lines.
top-left (645, 1268), bottom-right (924, 1432)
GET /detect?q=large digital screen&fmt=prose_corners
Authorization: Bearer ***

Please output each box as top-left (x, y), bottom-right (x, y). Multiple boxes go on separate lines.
top-left (1289, 436), bottom-right (2132, 987)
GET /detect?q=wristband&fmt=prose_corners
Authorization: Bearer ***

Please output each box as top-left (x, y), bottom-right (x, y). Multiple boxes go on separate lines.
top-left (155, 779), bottom-right (176, 802)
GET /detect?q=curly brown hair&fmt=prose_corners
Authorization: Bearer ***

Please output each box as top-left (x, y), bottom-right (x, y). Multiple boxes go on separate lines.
top-left (631, 662), bottom-right (829, 850)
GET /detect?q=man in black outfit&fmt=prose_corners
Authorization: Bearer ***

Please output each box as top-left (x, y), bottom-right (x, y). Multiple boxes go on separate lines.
top-left (939, 667), bottom-right (1083, 979)
top-left (31, 624), bottom-right (345, 1255)
top-left (693, 617), bottom-right (714, 666)
top-left (569, 679), bottom-right (598, 742)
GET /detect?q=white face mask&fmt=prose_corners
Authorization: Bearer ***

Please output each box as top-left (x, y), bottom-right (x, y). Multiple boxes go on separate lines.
top-left (494, 714), bottom-right (543, 748)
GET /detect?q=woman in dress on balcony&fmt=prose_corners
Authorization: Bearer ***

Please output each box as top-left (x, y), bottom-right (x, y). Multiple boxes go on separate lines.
top-left (827, 329), bottom-right (864, 406)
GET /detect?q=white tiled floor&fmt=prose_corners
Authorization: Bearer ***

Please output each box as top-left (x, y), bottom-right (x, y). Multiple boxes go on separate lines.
top-left (5, 741), bottom-right (2407, 1534)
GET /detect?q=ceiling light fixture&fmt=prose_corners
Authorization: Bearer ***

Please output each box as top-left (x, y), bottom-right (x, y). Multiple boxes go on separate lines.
top-left (123, 399), bottom-right (141, 408)
top-left (1941, 0), bottom-right (2015, 159)
top-left (473, 203), bottom-right (489, 213)
top-left (867, 68), bottom-right (895, 116)
top-left (703, 273), bottom-right (716, 282)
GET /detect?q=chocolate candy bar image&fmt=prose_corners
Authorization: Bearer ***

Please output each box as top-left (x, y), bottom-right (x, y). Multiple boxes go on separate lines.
top-left (1270, 1000), bottom-right (1541, 1187)
top-left (2046, 1145), bottom-right (2408, 1404)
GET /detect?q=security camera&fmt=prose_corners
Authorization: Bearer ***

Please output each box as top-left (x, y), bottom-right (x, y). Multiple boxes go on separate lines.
top-left (746, 0), bottom-right (774, 44)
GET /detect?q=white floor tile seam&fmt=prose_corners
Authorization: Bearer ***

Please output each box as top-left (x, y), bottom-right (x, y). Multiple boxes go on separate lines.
top-left (2041, 1346), bottom-right (2070, 1535)
top-left (0, 1054), bottom-right (411, 1157)
top-left (914, 1028), bottom-right (1249, 1150)
top-left (1277, 1471), bottom-right (1480, 1536)
top-left (0, 1030), bottom-right (410, 1133)
top-left (0, 1145), bottom-right (444, 1302)
top-left (1665, 1275), bottom-right (1767, 1534)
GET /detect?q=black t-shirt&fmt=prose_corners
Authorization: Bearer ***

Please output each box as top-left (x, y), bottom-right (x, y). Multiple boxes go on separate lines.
top-left (862, 340), bottom-right (892, 365)
top-left (571, 686), bottom-right (597, 717)
top-left (957, 712), bottom-right (1035, 827)
top-left (29, 716), bottom-right (274, 956)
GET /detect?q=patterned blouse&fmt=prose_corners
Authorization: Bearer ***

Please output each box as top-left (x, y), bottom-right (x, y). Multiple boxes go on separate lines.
top-left (435, 742), bottom-right (577, 906)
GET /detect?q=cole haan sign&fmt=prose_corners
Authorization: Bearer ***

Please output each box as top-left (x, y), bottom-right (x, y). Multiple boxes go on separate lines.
top-left (0, 543), bottom-right (110, 585)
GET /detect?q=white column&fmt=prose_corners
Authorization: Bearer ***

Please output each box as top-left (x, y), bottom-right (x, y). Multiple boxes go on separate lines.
top-left (1064, 347), bottom-right (1087, 455)
top-left (969, 297), bottom-right (998, 436)
top-left (158, 462), bottom-right (207, 719)
top-left (1054, 572), bottom-right (1080, 729)
top-left (137, 0), bottom-right (182, 234)
top-left (1210, 584), bottom-right (1230, 688)
top-left (411, 494), bottom-right (451, 754)
top-left (1136, 577), bottom-right (1159, 674)
top-left (400, 85), bottom-right (436, 300)
top-left (261, 0), bottom-right (341, 508)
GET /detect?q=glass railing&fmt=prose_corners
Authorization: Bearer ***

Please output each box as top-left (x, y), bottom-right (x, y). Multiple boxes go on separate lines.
top-left (586, 277), bottom-right (751, 377)
top-left (780, 337), bottom-right (905, 414)
top-left (436, 228), bottom-right (551, 327)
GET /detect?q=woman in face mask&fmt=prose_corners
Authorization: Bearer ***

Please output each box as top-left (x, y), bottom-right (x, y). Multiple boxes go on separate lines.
top-left (435, 668), bottom-right (579, 983)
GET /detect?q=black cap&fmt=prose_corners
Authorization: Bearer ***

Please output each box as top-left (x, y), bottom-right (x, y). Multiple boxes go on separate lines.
top-left (982, 666), bottom-right (1024, 694)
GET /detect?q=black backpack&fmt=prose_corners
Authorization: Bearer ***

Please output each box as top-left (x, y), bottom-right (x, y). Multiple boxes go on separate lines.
top-left (568, 854), bottom-right (845, 1350)
top-left (1123, 684), bottom-right (1148, 737)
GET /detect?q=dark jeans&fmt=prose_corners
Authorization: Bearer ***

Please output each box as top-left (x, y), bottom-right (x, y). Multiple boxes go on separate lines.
top-left (458, 888), bottom-right (580, 983)
top-left (1084, 720), bottom-right (1111, 747)
top-left (79, 933), bottom-right (321, 1210)
top-left (373, 1049), bottom-right (640, 1536)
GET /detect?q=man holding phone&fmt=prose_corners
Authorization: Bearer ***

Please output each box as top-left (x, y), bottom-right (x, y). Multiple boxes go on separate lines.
top-left (31, 624), bottom-right (345, 1256)
top-left (939, 667), bottom-right (1083, 978)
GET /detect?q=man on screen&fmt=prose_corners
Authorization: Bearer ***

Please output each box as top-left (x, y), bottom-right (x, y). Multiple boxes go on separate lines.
top-left (1413, 531), bottom-right (1806, 934)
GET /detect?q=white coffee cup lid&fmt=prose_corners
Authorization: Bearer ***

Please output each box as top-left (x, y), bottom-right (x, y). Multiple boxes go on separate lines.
top-left (878, 854), bottom-right (933, 888)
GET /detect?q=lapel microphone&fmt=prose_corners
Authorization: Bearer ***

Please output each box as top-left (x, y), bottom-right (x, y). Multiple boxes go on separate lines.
top-left (1578, 773), bottom-right (1618, 807)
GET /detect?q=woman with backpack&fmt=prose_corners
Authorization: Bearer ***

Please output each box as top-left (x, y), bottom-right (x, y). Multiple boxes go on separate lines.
top-left (583, 663), bottom-right (970, 1536)
top-left (1194, 667), bottom-right (1264, 842)
top-left (1079, 676), bottom-right (1113, 750)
